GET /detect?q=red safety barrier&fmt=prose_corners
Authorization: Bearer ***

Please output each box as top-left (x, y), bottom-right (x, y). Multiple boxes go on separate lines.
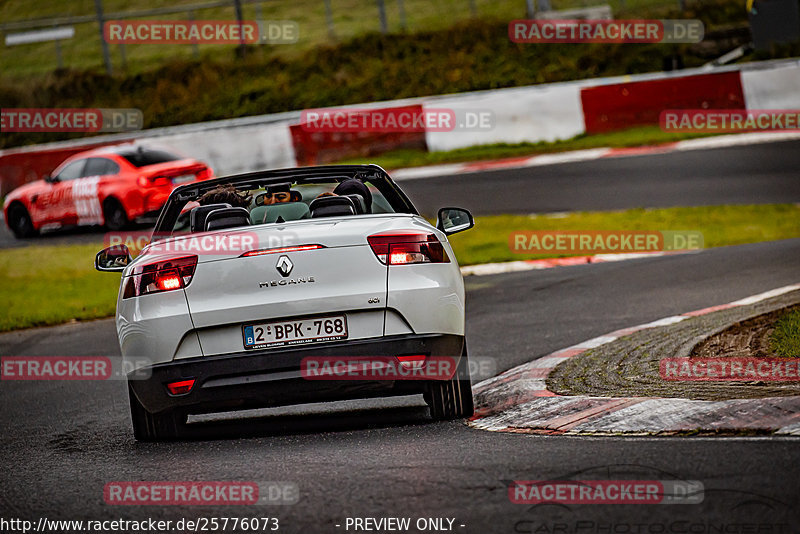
top-left (580, 71), bottom-right (746, 134)
top-left (289, 105), bottom-right (427, 166)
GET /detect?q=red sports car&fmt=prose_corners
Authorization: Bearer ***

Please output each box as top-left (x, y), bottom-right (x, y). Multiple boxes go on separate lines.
top-left (3, 144), bottom-right (214, 238)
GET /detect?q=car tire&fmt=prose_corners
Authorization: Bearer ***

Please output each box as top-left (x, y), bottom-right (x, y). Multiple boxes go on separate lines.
top-left (425, 344), bottom-right (474, 421)
top-left (7, 203), bottom-right (38, 239)
top-left (103, 198), bottom-right (129, 231)
top-left (128, 383), bottom-right (187, 441)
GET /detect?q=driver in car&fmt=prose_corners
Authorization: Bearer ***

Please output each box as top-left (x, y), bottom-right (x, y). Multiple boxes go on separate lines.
top-left (262, 190), bottom-right (300, 205)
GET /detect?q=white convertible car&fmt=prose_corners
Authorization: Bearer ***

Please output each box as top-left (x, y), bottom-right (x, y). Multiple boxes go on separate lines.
top-left (96, 165), bottom-right (475, 440)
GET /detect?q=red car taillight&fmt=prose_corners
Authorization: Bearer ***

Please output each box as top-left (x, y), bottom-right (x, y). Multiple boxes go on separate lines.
top-left (196, 166), bottom-right (213, 180)
top-left (240, 244), bottom-right (324, 257)
top-left (367, 232), bottom-right (450, 265)
top-left (137, 175), bottom-right (170, 187)
top-left (122, 255), bottom-right (197, 299)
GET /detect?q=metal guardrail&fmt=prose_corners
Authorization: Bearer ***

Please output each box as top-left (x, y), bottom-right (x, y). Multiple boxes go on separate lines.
top-left (0, 0), bottom-right (696, 76)
top-left (0, 0), bottom-right (260, 32)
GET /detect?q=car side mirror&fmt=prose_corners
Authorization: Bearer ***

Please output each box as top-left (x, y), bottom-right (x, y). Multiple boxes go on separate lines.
top-left (95, 245), bottom-right (132, 272)
top-left (437, 207), bottom-right (474, 235)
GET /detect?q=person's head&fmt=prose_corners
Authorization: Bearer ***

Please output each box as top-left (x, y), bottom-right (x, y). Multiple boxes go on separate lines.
top-left (333, 179), bottom-right (372, 213)
top-left (198, 185), bottom-right (251, 208)
top-left (263, 190), bottom-right (301, 205)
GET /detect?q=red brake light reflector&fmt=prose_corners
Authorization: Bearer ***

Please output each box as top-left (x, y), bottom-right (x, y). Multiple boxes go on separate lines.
top-left (166, 378), bottom-right (195, 396)
top-left (241, 244), bottom-right (324, 257)
top-left (397, 355), bottom-right (426, 368)
top-left (367, 233), bottom-right (449, 265)
top-left (123, 255), bottom-right (197, 299)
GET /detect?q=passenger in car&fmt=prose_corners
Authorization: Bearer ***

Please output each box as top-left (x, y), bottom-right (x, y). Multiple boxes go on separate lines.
top-left (198, 185), bottom-right (251, 208)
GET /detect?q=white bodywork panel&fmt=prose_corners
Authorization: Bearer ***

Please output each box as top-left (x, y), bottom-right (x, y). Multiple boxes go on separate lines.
top-left (116, 213), bottom-right (465, 369)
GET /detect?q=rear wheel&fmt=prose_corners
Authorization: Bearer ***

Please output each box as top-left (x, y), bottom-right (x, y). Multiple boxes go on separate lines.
top-left (103, 198), bottom-right (129, 231)
top-left (128, 383), bottom-right (187, 441)
top-left (425, 343), bottom-right (474, 421)
top-left (7, 203), bottom-right (38, 239)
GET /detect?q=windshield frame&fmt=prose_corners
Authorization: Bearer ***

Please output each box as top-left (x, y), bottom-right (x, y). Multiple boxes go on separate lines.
top-left (151, 164), bottom-right (418, 240)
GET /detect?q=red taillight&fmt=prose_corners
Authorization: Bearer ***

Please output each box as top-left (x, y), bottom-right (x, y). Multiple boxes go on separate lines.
top-left (137, 175), bottom-right (170, 188)
top-left (240, 244), bottom-right (324, 257)
top-left (122, 255), bottom-right (197, 299)
top-left (155, 269), bottom-right (182, 291)
top-left (367, 233), bottom-right (449, 265)
top-left (196, 167), bottom-right (213, 180)
top-left (166, 378), bottom-right (195, 396)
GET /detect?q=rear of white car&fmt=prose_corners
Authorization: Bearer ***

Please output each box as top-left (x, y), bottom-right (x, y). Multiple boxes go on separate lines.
top-left (97, 165), bottom-right (474, 440)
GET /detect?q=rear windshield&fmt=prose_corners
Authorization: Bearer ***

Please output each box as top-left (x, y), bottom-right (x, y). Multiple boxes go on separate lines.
top-left (160, 177), bottom-right (405, 237)
top-left (119, 148), bottom-right (181, 167)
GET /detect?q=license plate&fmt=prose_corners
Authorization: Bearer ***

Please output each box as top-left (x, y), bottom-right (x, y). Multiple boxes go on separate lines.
top-left (172, 174), bottom-right (195, 185)
top-left (243, 315), bottom-right (348, 349)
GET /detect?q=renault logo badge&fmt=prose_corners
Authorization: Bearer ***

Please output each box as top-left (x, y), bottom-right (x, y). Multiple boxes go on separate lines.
top-left (276, 255), bottom-right (293, 277)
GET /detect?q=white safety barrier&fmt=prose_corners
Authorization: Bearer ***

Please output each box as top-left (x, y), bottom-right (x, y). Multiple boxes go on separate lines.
top-left (423, 82), bottom-right (586, 152)
top-left (741, 60), bottom-right (800, 110)
top-left (3, 58), bottom-right (800, 192)
top-left (154, 121), bottom-right (296, 176)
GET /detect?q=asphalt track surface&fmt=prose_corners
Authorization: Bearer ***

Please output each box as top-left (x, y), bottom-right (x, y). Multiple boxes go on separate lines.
top-left (402, 139), bottom-right (800, 217)
top-left (1, 240), bottom-right (799, 530)
top-left (2, 139), bottom-right (800, 248)
top-left (1, 143), bottom-right (799, 531)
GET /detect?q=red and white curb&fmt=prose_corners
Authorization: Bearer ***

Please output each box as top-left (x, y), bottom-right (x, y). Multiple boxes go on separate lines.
top-left (391, 130), bottom-right (800, 181)
top-left (459, 250), bottom-right (693, 277)
top-left (468, 283), bottom-right (800, 436)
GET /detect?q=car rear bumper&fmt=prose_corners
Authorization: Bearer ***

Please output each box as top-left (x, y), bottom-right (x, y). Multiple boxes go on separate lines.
top-left (129, 334), bottom-right (464, 415)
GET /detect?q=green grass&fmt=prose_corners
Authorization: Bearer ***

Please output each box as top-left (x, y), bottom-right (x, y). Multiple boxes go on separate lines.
top-left (0, 242), bottom-right (118, 332)
top-left (0, 0), bottom-right (756, 149)
top-left (446, 204), bottom-right (800, 265)
top-left (771, 309), bottom-right (800, 359)
top-left (0, 0), bottom-right (711, 79)
top-left (1, 204), bottom-right (798, 332)
top-left (336, 125), bottom-right (719, 169)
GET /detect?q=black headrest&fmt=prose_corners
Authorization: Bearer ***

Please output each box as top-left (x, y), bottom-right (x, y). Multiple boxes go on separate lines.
top-left (334, 179), bottom-right (372, 213)
top-left (190, 203), bottom-right (231, 233)
top-left (205, 207), bottom-right (251, 231)
top-left (343, 195), bottom-right (365, 214)
top-left (309, 195), bottom-right (357, 218)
